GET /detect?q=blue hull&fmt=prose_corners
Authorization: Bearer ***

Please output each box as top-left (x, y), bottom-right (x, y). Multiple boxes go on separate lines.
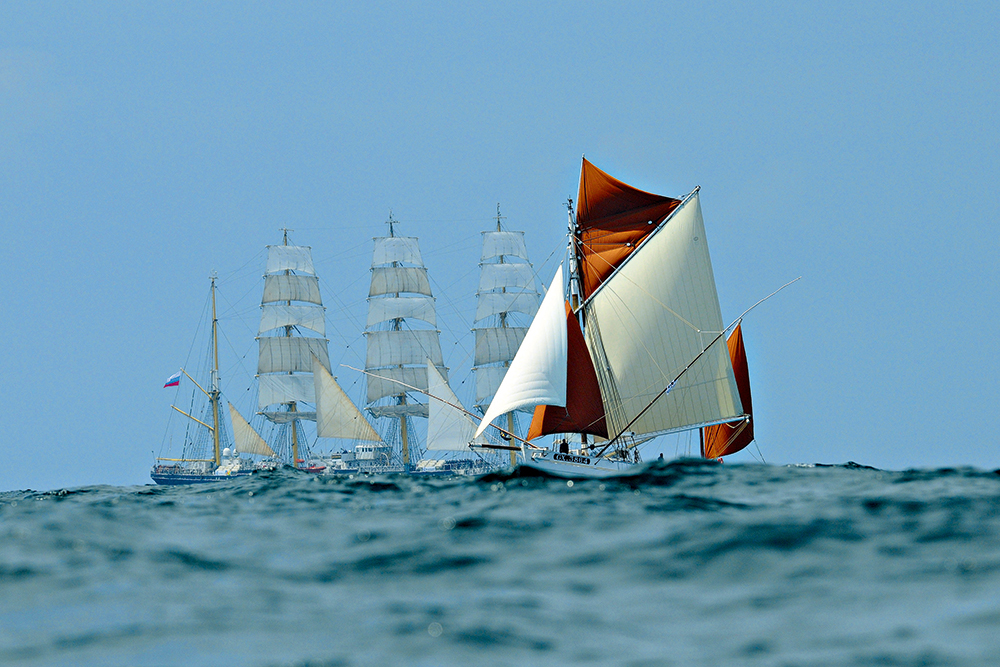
top-left (150, 471), bottom-right (253, 485)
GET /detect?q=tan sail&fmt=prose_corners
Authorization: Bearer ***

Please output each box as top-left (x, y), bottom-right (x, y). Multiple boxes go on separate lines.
top-left (313, 358), bottom-right (381, 442)
top-left (227, 403), bottom-right (276, 457)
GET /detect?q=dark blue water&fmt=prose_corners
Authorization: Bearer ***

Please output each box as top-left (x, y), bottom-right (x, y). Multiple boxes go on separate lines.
top-left (3, 462), bottom-right (1000, 666)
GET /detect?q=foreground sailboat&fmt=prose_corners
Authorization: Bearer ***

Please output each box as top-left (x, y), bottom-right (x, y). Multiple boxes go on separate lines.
top-left (476, 158), bottom-right (755, 478)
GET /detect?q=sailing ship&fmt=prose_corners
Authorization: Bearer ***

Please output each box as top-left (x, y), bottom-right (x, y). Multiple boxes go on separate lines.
top-left (476, 158), bottom-right (756, 477)
top-left (154, 233), bottom-right (382, 483)
top-left (152, 274), bottom-right (275, 484)
top-left (470, 206), bottom-right (541, 467)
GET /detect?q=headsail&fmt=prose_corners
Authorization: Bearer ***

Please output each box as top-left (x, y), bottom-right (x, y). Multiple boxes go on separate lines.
top-left (228, 403), bottom-right (276, 457)
top-left (313, 357), bottom-right (381, 442)
top-left (701, 324), bottom-right (754, 458)
top-left (475, 266), bottom-right (567, 437)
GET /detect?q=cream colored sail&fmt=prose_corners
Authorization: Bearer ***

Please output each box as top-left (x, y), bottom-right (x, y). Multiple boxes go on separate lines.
top-left (227, 403), bottom-right (276, 457)
top-left (426, 361), bottom-right (477, 451)
top-left (582, 192), bottom-right (742, 438)
top-left (313, 358), bottom-right (381, 441)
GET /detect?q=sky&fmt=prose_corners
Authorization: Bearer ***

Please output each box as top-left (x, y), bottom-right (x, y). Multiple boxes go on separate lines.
top-left (2, 1), bottom-right (998, 491)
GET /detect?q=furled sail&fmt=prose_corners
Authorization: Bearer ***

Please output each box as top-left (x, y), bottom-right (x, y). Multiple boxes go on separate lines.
top-left (582, 191), bottom-right (743, 439)
top-left (475, 266), bottom-right (567, 437)
top-left (575, 158), bottom-right (681, 299)
top-left (228, 403), bottom-right (276, 457)
top-left (313, 358), bottom-right (381, 442)
top-left (701, 324), bottom-right (753, 458)
top-left (426, 361), bottom-right (477, 451)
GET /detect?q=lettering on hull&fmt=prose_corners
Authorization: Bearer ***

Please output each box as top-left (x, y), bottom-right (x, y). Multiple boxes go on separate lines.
top-left (553, 453), bottom-right (591, 465)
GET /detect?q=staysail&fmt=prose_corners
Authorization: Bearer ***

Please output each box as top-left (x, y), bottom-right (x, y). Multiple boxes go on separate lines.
top-left (313, 357), bottom-right (381, 442)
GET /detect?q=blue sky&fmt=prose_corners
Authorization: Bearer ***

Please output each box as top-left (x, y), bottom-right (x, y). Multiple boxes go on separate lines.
top-left (2, 2), bottom-right (998, 491)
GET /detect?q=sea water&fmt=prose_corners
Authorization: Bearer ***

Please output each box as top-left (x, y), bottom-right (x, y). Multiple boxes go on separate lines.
top-left (2, 461), bottom-right (1000, 666)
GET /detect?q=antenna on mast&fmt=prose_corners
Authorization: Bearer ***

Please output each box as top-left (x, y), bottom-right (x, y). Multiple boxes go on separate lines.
top-left (279, 227), bottom-right (294, 246)
top-left (495, 203), bottom-right (505, 231)
top-left (386, 211), bottom-right (398, 238)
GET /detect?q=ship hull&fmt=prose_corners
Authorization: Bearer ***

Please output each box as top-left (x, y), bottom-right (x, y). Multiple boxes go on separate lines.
top-left (150, 470), bottom-right (254, 485)
top-left (522, 450), bottom-right (635, 479)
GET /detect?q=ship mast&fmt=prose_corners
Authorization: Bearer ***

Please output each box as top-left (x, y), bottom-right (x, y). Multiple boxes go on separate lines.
top-left (385, 212), bottom-right (412, 469)
top-left (281, 227), bottom-right (300, 468)
top-left (210, 272), bottom-right (222, 466)
top-left (494, 205), bottom-right (519, 468)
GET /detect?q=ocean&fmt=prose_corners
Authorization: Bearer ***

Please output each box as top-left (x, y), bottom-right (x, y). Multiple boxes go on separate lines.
top-left (2, 461), bottom-right (999, 666)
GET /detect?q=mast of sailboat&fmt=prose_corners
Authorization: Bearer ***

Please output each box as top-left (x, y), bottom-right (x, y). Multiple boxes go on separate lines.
top-left (386, 211), bottom-right (411, 469)
top-left (493, 204), bottom-right (520, 467)
top-left (280, 227), bottom-right (300, 468)
top-left (210, 272), bottom-right (222, 466)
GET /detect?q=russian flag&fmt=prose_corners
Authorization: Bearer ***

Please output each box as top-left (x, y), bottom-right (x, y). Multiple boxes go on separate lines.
top-left (163, 370), bottom-right (182, 388)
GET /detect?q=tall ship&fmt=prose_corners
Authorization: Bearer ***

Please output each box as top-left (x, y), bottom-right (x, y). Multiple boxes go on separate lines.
top-left (152, 274), bottom-right (275, 484)
top-left (476, 158), bottom-right (762, 477)
top-left (154, 232), bottom-right (381, 483)
top-left (470, 206), bottom-right (541, 467)
top-left (360, 214), bottom-right (498, 475)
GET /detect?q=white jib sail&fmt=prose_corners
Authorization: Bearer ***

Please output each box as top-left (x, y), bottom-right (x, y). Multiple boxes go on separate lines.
top-left (313, 358), bottom-right (381, 441)
top-left (426, 360), bottom-right (477, 451)
top-left (583, 192), bottom-right (742, 438)
top-left (475, 265), bottom-right (568, 437)
top-left (228, 403), bottom-right (276, 457)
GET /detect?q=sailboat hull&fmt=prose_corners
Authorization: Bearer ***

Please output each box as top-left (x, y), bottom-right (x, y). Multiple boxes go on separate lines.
top-left (150, 470), bottom-right (254, 485)
top-left (522, 450), bottom-right (635, 479)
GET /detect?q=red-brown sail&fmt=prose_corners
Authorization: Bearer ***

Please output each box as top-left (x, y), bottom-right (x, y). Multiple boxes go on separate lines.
top-left (575, 158), bottom-right (681, 299)
top-left (527, 301), bottom-right (608, 440)
top-left (701, 324), bottom-right (753, 459)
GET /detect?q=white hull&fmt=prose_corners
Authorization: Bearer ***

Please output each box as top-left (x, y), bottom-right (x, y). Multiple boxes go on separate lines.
top-left (522, 450), bottom-right (636, 479)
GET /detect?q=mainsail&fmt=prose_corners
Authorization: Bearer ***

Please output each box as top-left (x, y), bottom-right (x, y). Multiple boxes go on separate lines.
top-left (481, 159), bottom-right (747, 454)
top-left (364, 214), bottom-right (447, 466)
